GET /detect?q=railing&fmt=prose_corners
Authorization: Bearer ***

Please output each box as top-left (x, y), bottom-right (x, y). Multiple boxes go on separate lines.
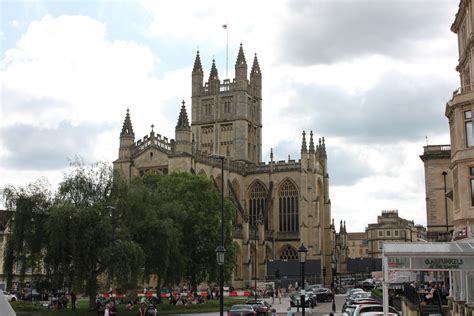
top-left (423, 145), bottom-right (451, 153)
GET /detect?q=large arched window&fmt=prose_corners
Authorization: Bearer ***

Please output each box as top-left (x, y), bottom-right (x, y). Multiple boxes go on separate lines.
top-left (279, 245), bottom-right (298, 260)
top-left (248, 181), bottom-right (267, 227)
top-left (279, 179), bottom-right (299, 232)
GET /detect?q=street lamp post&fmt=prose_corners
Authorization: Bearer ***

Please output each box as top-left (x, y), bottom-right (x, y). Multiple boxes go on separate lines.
top-left (298, 244), bottom-right (308, 316)
top-left (210, 154), bottom-right (226, 316)
top-left (331, 260), bottom-right (336, 313)
top-left (442, 171), bottom-right (449, 235)
top-left (254, 222), bottom-right (258, 300)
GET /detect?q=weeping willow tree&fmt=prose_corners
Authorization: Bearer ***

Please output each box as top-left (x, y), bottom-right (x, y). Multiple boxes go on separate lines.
top-left (2, 179), bottom-right (51, 290)
top-left (2, 161), bottom-right (237, 309)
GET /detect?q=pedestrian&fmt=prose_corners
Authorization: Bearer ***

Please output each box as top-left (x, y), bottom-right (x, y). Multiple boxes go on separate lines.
top-left (287, 306), bottom-right (294, 316)
top-left (104, 303), bottom-right (110, 316)
top-left (71, 292), bottom-right (77, 311)
top-left (138, 302), bottom-right (147, 316)
top-left (271, 308), bottom-right (277, 316)
top-left (109, 302), bottom-right (117, 316)
top-left (270, 288), bottom-right (275, 304)
top-left (277, 288), bottom-right (282, 304)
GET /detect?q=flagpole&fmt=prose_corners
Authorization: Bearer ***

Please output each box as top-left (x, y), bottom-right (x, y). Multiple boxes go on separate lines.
top-left (226, 23), bottom-right (228, 79)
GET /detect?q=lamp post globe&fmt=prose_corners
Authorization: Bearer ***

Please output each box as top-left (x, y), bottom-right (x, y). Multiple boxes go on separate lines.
top-left (215, 246), bottom-right (226, 266)
top-left (298, 244), bottom-right (308, 316)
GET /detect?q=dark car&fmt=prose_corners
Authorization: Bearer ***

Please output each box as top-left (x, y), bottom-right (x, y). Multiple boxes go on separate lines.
top-left (245, 299), bottom-right (271, 316)
top-left (228, 304), bottom-right (256, 316)
top-left (311, 287), bottom-right (334, 302)
top-left (290, 291), bottom-right (315, 308)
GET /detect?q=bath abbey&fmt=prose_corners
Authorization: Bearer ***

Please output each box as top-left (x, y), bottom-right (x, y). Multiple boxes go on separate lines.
top-left (113, 45), bottom-right (334, 287)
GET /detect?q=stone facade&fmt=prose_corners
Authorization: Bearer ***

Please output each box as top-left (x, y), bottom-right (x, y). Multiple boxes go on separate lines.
top-left (113, 46), bottom-right (334, 287)
top-left (419, 145), bottom-right (453, 241)
top-left (447, 0), bottom-right (474, 240)
top-left (423, 0), bottom-right (474, 241)
top-left (366, 210), bottom-right (426, 259)
top-left (346, 232), bottom-right (369, 259)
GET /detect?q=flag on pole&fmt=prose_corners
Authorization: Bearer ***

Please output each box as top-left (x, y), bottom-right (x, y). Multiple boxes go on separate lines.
top-left (222, 24), bottom-right (227, 29)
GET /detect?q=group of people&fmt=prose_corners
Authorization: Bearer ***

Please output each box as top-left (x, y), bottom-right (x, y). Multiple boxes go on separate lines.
top-left (49, 292), bottom-right (77, 310)
top-left (410, 281), bottom-right (449, 305)
top-left (266, 288), bottom-right (283, 304)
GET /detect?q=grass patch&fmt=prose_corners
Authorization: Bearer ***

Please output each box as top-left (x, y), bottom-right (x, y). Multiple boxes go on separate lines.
top-left (13, 297), bottom-right (248, 315)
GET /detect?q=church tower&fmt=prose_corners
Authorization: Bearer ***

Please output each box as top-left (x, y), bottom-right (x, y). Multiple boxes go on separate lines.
top-left (191, 45), bottom-right (262, 163)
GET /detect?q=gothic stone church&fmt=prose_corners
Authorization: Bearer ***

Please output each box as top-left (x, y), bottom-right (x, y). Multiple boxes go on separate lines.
top-left (113, 45), bottom-right (333, 288)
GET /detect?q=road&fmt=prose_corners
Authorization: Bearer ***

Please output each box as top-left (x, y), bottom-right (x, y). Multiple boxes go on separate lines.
top-left (185, 295), bottom-right (347, 316)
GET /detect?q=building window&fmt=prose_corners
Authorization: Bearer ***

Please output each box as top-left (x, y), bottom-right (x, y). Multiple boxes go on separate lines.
top-left (378, 230), bottom-right (383, 237)
top-left (465, 110), bottom-right (473, 147)
top-left (279, 179), bottom-right (299, 232)
top-left (248, 181), bottom-right (267, 228)
top-left (279, 245), bottom-right (298, 260)
top-left (394, 230), bottom-right (399, 237)
top-left (378, 241), bottom-right (383, 250)
top-left (386, 230), bottom-right (391, 237)
top-left (471, 167), bottom-right (474, 206)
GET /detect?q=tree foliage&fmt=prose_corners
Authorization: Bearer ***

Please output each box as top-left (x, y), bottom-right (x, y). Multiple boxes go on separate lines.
top-left (2, 162), bottom-right (237, 309)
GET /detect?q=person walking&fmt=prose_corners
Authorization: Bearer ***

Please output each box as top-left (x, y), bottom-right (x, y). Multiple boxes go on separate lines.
top-left (277, 288), bottom-right (282, 304)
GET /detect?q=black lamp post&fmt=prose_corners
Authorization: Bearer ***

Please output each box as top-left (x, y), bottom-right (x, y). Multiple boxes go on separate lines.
top-left (298, 244), bottom-right (308, 316)
top-left (254, 222), bottom-right (258, 300)
top-left (210, 154), bottom-right (225, 316)
top-left (442, 171), bottom-right (449, 235)
top-left (331, 260), bottom-right (336, 313)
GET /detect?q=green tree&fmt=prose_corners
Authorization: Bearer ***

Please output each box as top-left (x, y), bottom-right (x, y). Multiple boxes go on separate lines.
top-left (2, 180), bottom-right (51, 288)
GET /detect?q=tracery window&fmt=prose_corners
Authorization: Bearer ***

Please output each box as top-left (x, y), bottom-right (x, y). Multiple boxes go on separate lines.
top-left (279, 179), bottom-right (299, 232)
top-left (248, 181), bottom-right (266, 227)
top-left (279, 245), bottom-right (298, 260)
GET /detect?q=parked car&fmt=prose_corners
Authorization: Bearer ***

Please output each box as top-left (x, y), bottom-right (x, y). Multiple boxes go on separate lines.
top-left (228, 304), bottom-right (257, 316)
top-left (343, 304), bottom-right (399, 316)
top-left (311, 287), bottom-right (334, 302)
top-left (342, 298), bottom-right (380, 313)
top-left (346, 288), bottom-right (365, 301)
top-left (245, 299), bottom-right (271, 316)
top-left (3, 291), bottom-right (18, 302)
top-left (290, 291), bottom-right (316, 308)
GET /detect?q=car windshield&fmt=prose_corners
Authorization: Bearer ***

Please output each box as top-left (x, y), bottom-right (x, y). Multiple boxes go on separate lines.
top-left (231, 305), bottom-right (254, 311)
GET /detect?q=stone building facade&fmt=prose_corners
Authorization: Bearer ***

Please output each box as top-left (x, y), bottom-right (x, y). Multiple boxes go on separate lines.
top-left (346, 232), bottom-right (369, 259)
top-left (422, 0), bottom-right (474, 241)
top-left (113, 46), bottom-right (334, 287)
top-left (419, 145), bottom-right (453, 241)
top-left (366, 210), bottom-right (426, 258)
top-left (447, 0), bottom-right (474, 240)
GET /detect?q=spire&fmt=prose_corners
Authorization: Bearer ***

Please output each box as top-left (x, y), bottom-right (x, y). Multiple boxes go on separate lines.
top-left (176, 100), bottom-right (190, 130)
top-left (251, 53), bottom-right (261, 75)
top-left (340, 220), bottom-right (343, 232)
top-left (121, 108), bottom-right (134, 137)
top-left (236, 43), bottom-right (246, 66)
top-left (193, 50), bottom-right (203, 73)
top-left (270, 148), bottom-right (273, 161)
top-left (209, 59), bottom-right (219, 81)
top-left (321, 137), bottom-right (327, 156)
top-left (309, 131), bottom-right (315, 153)
top-left (301, 131), bottom-right (307, 153)
top-left (343, 221), bottom-right (347, 233)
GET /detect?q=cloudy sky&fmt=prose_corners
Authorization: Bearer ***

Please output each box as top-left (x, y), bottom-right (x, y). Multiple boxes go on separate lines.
top-left (0, 0), bottom-right (460, 231)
